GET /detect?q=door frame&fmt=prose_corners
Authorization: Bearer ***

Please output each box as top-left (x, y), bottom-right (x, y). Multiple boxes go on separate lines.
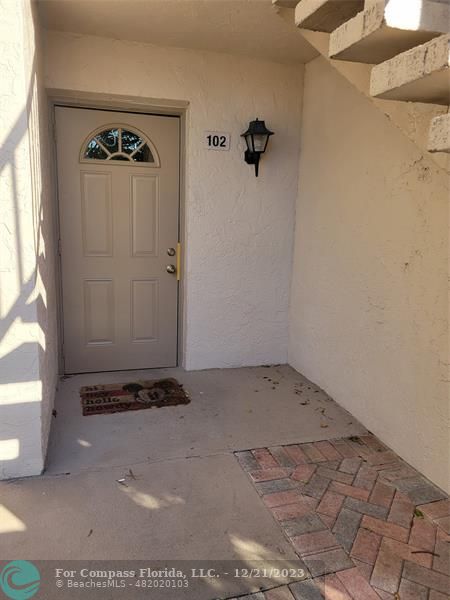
top-left (47, 90), bottom-right (188, 374)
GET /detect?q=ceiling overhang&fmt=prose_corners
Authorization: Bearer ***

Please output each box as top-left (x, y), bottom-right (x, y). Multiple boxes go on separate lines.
top-left (37, 0), bottom-right (318, 65)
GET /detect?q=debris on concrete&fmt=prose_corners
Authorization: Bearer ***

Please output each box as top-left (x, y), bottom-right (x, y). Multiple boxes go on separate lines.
top-left (349, 435), bottom-right (364, 444)
top-left (127, 468), bottom-right (139, 481)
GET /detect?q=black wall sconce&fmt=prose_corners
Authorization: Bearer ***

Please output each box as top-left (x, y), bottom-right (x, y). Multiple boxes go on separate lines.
top-left (241, 118), bottom-right (274, 177)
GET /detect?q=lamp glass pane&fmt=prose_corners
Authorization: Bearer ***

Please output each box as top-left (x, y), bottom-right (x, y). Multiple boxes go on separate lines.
top-left (245, 134), bottom-right (254, 153)
top-left (253, 134), bottom-right (267, 152)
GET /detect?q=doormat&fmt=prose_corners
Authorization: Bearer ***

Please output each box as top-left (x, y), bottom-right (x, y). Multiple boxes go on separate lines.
top-left (80, 378), bottom-right (190, 416)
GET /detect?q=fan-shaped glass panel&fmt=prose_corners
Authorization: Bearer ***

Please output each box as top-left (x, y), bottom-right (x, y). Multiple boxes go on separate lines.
top-left (84, 139), bottom-right (109, 160)
top-left (133, 145), bottom-right (154, 162)
top-left (96, 128), bottom-right (119, 153)
top-left (122, 130), bottom-right (143, 154)
top-left (82, 127), bottom-right (155, 164)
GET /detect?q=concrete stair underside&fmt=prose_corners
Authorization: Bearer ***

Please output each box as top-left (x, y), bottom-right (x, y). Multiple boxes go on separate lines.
top-left (329, 1), bottom-right (450, 64)
top-left (272, 1), bottom-right (450, 161)
top-left (371, 35), bottom-right (450, 104)
top-left (428, 113), bottom-right (450, 152)
top-left (272, 0), bottom-right (298, 8)
top-left (295, 0), bottom-right (364, 33)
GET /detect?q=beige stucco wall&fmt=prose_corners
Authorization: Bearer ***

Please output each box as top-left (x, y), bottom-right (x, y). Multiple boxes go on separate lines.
top-left (43, 31), bottom-right (304, 371)
top-left (5, 18), bottom-right (447, 487)
top-left (24, 1), bottom-right (59, 467)
top-left (0, 0), bottom-right (58, 479)
top-left (289, 56), bottom-right (449, 492)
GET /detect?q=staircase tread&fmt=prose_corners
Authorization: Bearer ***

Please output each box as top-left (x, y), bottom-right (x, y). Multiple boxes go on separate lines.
top-left (370, 34), bottom-right (450, 104)
top-left (295, 0), bottom-right (364, 34)
top-left (329, 1), bottom-right (449, 64)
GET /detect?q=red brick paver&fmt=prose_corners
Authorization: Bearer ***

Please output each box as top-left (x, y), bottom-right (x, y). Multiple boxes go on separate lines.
top-left (350, 527), bottom-right (381, 564)
top-left (317, 490), bottom-right (345, 522)
top-left (272, 496), bottom-right (318, 521)
top-left (253, 448), bottom-right (280, 469)
top-left (249, 467), bottom-right (291, 482)
top-left (263, 489), bottom-right (301, 508)
top-left (234, 434), bottom-right (450, 600)
top-left (328, 481), bottom-right (370, 502)
top-left (291, 463), bottom-right (317, 483)
top-left (264, 586), bottom-right (295, 600)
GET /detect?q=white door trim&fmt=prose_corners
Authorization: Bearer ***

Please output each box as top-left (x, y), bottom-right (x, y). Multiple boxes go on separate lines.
top-left (48, 91), bottom-right (187, 373)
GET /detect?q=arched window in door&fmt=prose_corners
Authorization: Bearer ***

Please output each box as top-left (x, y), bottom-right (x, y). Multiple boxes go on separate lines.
top-left (81, 125), bottom-right (160, 165)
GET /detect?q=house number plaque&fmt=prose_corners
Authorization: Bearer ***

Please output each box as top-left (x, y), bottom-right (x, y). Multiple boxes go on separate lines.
top-left (205, 131), bottom-right (231, 151)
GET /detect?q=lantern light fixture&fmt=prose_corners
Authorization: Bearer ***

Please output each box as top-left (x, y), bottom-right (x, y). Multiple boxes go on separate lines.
top-left (241, 118), bottom-right (274, 177)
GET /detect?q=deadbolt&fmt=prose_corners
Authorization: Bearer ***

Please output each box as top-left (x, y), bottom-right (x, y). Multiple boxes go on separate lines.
top-left (167, 247), bottom-right (176, 257)
top-left (166, 264), bottom-right (176, 274)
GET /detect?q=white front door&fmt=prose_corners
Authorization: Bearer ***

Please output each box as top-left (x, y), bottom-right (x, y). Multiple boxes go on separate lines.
top-left (55, 107), bottom-right (180, 373)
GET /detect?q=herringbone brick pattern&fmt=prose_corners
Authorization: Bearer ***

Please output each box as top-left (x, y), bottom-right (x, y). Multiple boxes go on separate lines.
top-left (234, 435), bottom-right (450, 600)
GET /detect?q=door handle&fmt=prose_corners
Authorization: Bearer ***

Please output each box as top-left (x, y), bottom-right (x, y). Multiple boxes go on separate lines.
top-left (166, 264), bottom-right (176, 274)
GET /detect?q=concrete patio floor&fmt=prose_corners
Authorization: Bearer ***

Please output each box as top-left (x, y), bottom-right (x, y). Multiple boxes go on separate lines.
top-left (0, 366), bottom-right (367, 598)
top-left (44, 365), bottom-right (366, 475)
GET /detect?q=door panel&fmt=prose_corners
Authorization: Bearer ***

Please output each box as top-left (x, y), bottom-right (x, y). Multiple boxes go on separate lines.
top-left (131, 279), bottom-right (158, 342)
top-left (55, 107), bottom-right (180, 373)
top-left (84, 279), bottom-right (115, 345)
top-left (131, 175), bottom-right (159, 257)
top-left (81, 172), bottom-right (113, 257)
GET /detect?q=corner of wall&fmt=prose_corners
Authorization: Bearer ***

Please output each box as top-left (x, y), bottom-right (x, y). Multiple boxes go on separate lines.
top-left (29, 1), bottom-right (59, 467)
top-left (0, 0), bottom-right (58, 479)
top-left (288, 56), bottom-right (449, 493)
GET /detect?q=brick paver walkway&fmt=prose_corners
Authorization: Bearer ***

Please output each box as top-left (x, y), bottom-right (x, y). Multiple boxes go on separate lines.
top-left (233, 435), bottom-right (450, 600)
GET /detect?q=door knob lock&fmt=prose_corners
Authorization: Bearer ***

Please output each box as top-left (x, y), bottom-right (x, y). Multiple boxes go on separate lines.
top-left (167, 247), bottom-right (176, 257)
top-left (166, 264), bottom-right (176, 274)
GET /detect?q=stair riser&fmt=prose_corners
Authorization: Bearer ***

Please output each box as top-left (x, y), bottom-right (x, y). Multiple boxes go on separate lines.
top-left (373, 70), bottom-right (449, 104)
top-left (330, 0), bottom-right (450, 64)
top-left (272, 0), bottom-right (298, 8)
top-left (332, 28), bottom-right (441, 63)
top-left (295, 0), bottom-right (364, 33)
top-left (428, 114), bottom-right (450, 153)
top-left (371, 35), bottom-right (450, 103)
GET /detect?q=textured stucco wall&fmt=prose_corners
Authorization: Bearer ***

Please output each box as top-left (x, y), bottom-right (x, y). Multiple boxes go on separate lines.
top-left (44, 31), bottom-right (304, 370)
top-left (23, 1), bottom-right (59, 465)
top-left (289, 57), bottom-right (449, 492)
top-left (0, 0), bottom-right (58, 479)
top-left (298, 28), bottom-right (449, 172)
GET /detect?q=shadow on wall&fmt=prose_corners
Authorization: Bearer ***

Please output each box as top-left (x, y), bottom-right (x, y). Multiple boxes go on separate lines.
top-left (0, 3), bottom-right (58, 479)
top-left (0, 402), bottom-right (44, 478)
